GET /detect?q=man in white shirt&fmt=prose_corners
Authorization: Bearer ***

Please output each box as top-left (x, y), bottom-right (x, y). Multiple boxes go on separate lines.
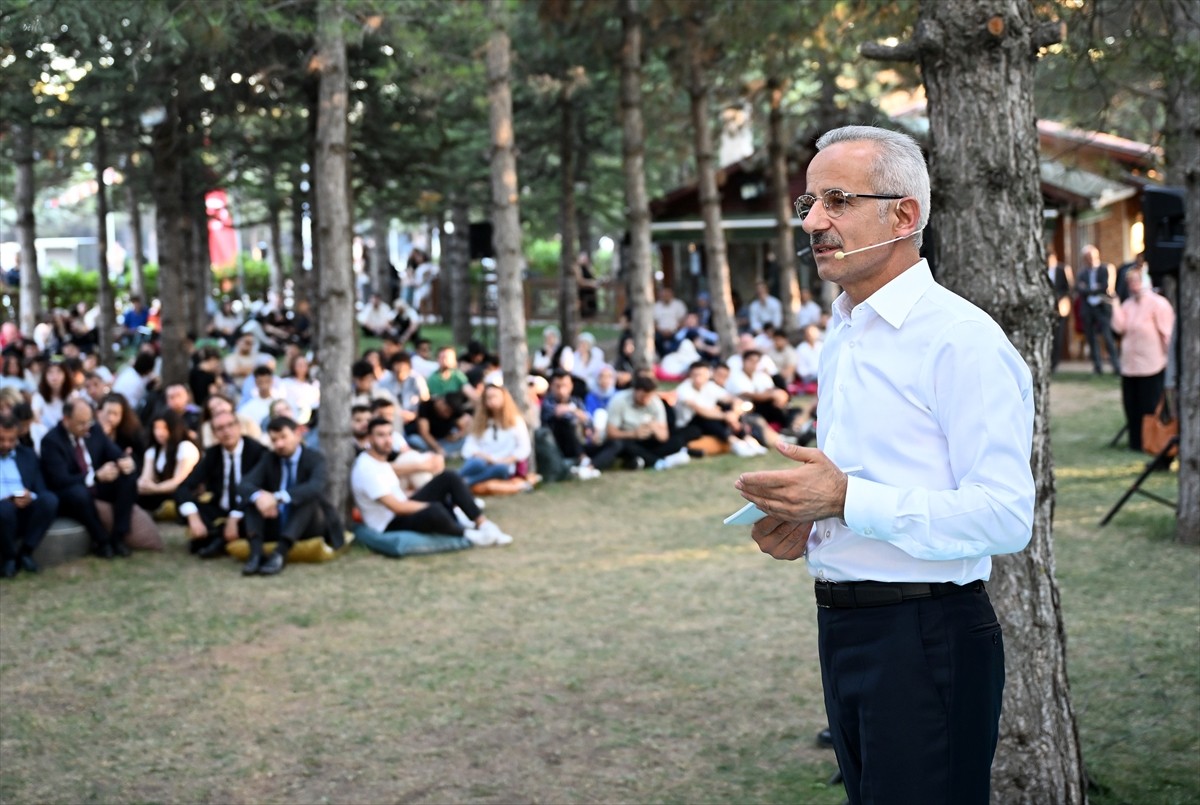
top-left (734, 125), bottom-right (1034, 805)
top-left (747, 281), bottom-right (783, 334)
top-left (652, 286), bottom-right (688, 358)
top-left (795, 287), bottom-right (824, 330)
top-left (357, 293), bottom-right (396, 338)
top-left (674, 362), bottom-right (764, 457)
top-left (351, 418), bottom-right (509, 546)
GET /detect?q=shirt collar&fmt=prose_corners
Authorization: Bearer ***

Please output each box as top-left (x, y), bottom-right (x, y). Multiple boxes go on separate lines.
top-left (832, 259), bottom-right (933, 330)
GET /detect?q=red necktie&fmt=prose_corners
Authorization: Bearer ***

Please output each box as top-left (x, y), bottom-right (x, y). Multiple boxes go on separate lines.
top-left (74, 437), bottom-right (89, 476)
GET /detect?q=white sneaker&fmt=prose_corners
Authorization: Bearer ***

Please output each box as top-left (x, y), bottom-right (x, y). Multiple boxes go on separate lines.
top-left (492, 531), bottom-right (514, 546)
top-left (474, 497), bottom-right (486, 511)
top-left (663, 449), bottom-right (691, 469)
top-left (731, 439), bottom-right (755, 457)
top-left (577, 466), bottom-right (602, 480)
top-left (464, 527), bottom-right (498, 547)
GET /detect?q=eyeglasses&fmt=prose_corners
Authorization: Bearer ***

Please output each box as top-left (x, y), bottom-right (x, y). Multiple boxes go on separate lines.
top-left (794, 189), bottom-right (905, 220)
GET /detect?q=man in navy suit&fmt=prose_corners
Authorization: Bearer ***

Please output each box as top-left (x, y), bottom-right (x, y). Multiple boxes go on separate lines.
top-left (39, 398), bottom-right (138, 558)
top-left (1075, 244), bottom-right (1121, 375)
top-left (0, 413), bottom-right (59, 577)
top-left (175, 407), bottom-right (267, 558)
top-left (237, 416), bottom-right (342, 576)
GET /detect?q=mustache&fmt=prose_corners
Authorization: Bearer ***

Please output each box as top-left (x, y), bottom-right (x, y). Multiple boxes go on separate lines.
top-left (810, 233), bottom-right (842, 249)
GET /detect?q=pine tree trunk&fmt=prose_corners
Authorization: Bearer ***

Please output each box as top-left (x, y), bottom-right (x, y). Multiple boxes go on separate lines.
top-left (917, 0), bottom-right (1087, 800)
top-left (1165, 0), bottom-right (1199, 544)
top-left (268, 193), bottom-right (285, 303)
top-left (620, 0), bottom-right (655, 372)
top-left (125, 176), bottom-right (146, 301)
top-left (14, 122), bottom-right (41, 337)
top-left (151, 101), bottom-right (190, 386)
top-left (559, 88), bottom-right (580, 346)
top-left (767, 78), bottom-right (799, 336)
top-left (685, 15), bottom-right (737, 360)
top-left (487, 0), bottom-right (530, 412)
top-left (370, 207), bottom-right (389, 302)
top-left (446, 197), bottom-right (472, 350)
top-left (190, 189), bottom-right (211, 340)
top-left (314, 0), bottom-right (356, 519)
top-left (95, 126), bottom-right (114, 365)
top-left (291, 169), bottom-right (306, 298)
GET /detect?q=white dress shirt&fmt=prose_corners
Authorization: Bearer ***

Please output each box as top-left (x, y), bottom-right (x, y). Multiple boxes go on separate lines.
top-left (807, 260), bottom-right (1035, 584)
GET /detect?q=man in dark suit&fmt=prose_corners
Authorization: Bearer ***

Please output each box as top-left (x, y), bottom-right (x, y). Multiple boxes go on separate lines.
top-left (0, 413), bottom-right (59, 577)
top-left (39, 398), bottom-right (138, 558)
top-left (174, 407), bottom-right (267, 559)
top-left (1075, 244), bottom-right (1121, 375)
top-left (237, 416), bottom-right (341, 576)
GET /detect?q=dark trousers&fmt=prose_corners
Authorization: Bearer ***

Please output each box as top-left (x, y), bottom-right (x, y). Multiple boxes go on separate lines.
top-left (1051, 314), bottom-right (1069, 370)
top-left (0, 489), bottom-right (59, 559)
top-left (1080, 302), bottom-right (1120, 373)
top-left (547, 417), bottom-right (586, 460)
top-left (244, 495), bottom-right (326, 554)
top-left (385, 471), bottom-right (480, 536)
top-left (1121, 371), bottom-right (1166, 453)
top-left (185, 500), bottom-right (249, 554)
top-left (818, 585), bottom-right (1005, 805)
top-left (589, 433), bottom-right (687, 470)
top-left (55, 475), bottom-right (137, 547)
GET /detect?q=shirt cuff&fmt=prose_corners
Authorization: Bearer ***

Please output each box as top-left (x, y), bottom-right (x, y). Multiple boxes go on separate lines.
top-left (277, 491), bottom-right (291, 505)
top-left (179, 502), bottom-right (198, 518)
top-left (842, 476), bottom-right (899, 541)
top-left (229, 510), bottom-right (243, 519)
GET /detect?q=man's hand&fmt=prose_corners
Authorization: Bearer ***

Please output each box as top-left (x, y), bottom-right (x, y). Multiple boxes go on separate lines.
top-left (750, 516), bottom-right (814, 560)
top-left (223, 517), bottom-right (240, 542)
top-left (96, 461), bottom-right (120, 483)
top-left (255, 492), bottom-right (279, 518)
top-left (186, 512), bottom-right (208, 540)
top-left (117, 449), bottom-right (136, 475)
top-left (734, 443), bottom-right (848, 525)
top-left (11, 489), bottom-right (31, 509)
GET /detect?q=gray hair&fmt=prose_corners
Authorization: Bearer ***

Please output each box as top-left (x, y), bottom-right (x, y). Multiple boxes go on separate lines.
top-left (816, 126), bottom-right (930, 249)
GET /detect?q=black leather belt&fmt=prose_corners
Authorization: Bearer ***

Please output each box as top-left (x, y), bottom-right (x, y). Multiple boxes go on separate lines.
top-left (814, 579), bottom-right (984, 608)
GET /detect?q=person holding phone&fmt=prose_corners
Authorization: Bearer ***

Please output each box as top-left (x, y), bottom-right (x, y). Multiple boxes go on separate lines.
top-left (0, 413), bottom-right (59, 577)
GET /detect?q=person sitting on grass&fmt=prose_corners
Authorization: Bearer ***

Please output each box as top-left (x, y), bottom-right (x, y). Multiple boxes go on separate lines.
top-left (675, 361), bottom-right (766, 457)
top-left (351, 417), bottom-right (512, 547)
top-left (236, 416), bottom-right (343, 577)
top-left (459, 384), bottom-right (532, 489)
top-left (175, 407), bottom-right (268, 558)
top-left (407, 392), bottom-right (470, 457)
top-left (595, 375), bottom-right (691, 472)
top-left (539, 370), bottom-right (599, 475)
top-left (0, 412), bottom-right (58, 578)
top-left (426, 346), bottom-right (471, 398)
top-left (136, 409), bottom-right (201, 519)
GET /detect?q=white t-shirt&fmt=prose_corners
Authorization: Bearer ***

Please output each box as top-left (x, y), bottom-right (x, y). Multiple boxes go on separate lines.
top-left (724, 367), bottom-right (776, 397)
top-left (144, 439), bottom-right (201, 478)
top-left (674, 380), bottom-right (728, 427)
top-left (653, 299), bottom-right (688, 333)
top-left (351, 450), bottom-right (405, 532)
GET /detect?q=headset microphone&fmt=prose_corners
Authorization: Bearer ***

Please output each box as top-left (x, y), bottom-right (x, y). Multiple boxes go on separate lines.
top-left (833, 232), bottom-right (916, 260)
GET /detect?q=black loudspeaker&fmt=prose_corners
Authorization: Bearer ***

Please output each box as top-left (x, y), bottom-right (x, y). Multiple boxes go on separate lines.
top-left (469, 222), bottom-right (495, 260)
top-left (1142, 186), bottom-right (1185, 283)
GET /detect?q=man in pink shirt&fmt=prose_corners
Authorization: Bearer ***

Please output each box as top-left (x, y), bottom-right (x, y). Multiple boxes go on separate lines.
top-left (1111, 267), bottom-right (1175, 452)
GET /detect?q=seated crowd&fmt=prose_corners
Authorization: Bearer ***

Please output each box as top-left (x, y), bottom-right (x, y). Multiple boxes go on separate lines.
top-left (0, 280), bottom-right (826, 580)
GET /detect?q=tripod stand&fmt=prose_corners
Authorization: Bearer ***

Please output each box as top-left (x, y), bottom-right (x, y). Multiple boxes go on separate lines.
top-left (1099, 436), bottom-right (1179, 526)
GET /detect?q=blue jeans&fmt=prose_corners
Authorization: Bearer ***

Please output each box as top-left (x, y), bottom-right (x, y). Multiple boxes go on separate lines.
top-left (458, 458), bottom-right (513, 487)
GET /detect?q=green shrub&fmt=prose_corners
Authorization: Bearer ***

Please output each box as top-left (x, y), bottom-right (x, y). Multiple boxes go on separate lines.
top-left (42, 265), bottom-right (98, 311)
top-left (525, 239), bottom-right (561, 276)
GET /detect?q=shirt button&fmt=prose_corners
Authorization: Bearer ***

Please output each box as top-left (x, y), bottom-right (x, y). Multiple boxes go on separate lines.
top-left (824, 530), bottom-right (830, 538)
top-left (849, 341), bottom-right (855, 348)
top-left (864, 527), bottom-right (873, 535)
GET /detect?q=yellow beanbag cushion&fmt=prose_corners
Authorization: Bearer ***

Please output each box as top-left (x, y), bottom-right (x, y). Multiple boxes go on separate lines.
top-left (225, 532), bottom-right (355, 563)
top-left (688, 435), bottom-right (731, 456)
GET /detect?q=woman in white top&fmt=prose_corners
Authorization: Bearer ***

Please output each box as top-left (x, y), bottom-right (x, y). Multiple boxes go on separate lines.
top-left (137, 409), bottom-right (200, 515)
top-left (281, 352), bottom-right (320, 425)
top-left (32, 361), bottom-right (73, 430)
top-left (531, 325), bottom-right (573, 376)
top-left (570, 331), bottom-right (606, 393)
top-left (459, 384), bottom-right (531, 487)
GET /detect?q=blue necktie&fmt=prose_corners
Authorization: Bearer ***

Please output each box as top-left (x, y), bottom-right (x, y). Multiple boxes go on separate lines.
top-left (279, 457), bottom-right (293, 531)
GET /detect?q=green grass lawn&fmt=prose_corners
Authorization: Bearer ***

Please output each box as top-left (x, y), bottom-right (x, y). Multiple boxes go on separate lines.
top-left (0, 370), bottom-right (1196, 804)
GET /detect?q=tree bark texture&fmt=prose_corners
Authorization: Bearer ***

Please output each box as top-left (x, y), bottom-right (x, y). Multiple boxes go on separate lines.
top-left (767, 79), bottom-right (799, 335)
top-left (487, 0), bottom-right (530, 413)
top-left (14, 123), bottom-right (41, 337)
top-left (1165, 0), bottom-right (1199, 544)
top-left (916, 0), bottom-right (1087, 801)
top-left (446, 198), bottom-right (472, 351)
top-left (685, 14), bottom-right (737, 360)
top-left (125, 177), bottom-right (146, 301)
top-left (620, 0), bottom-right (655, 372)
top-left (95, 126), bottom-right (114, 365)
top-left (558, 87), bottom-right (580, 346)
top-left (370, 207), bottom-right (389, 302)
top-left (268, 193), bottom-right (286, 303)
top-left (315, 0), bottom-right (356, 518)
top-left (151, 101), bottom-right (191, 387)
